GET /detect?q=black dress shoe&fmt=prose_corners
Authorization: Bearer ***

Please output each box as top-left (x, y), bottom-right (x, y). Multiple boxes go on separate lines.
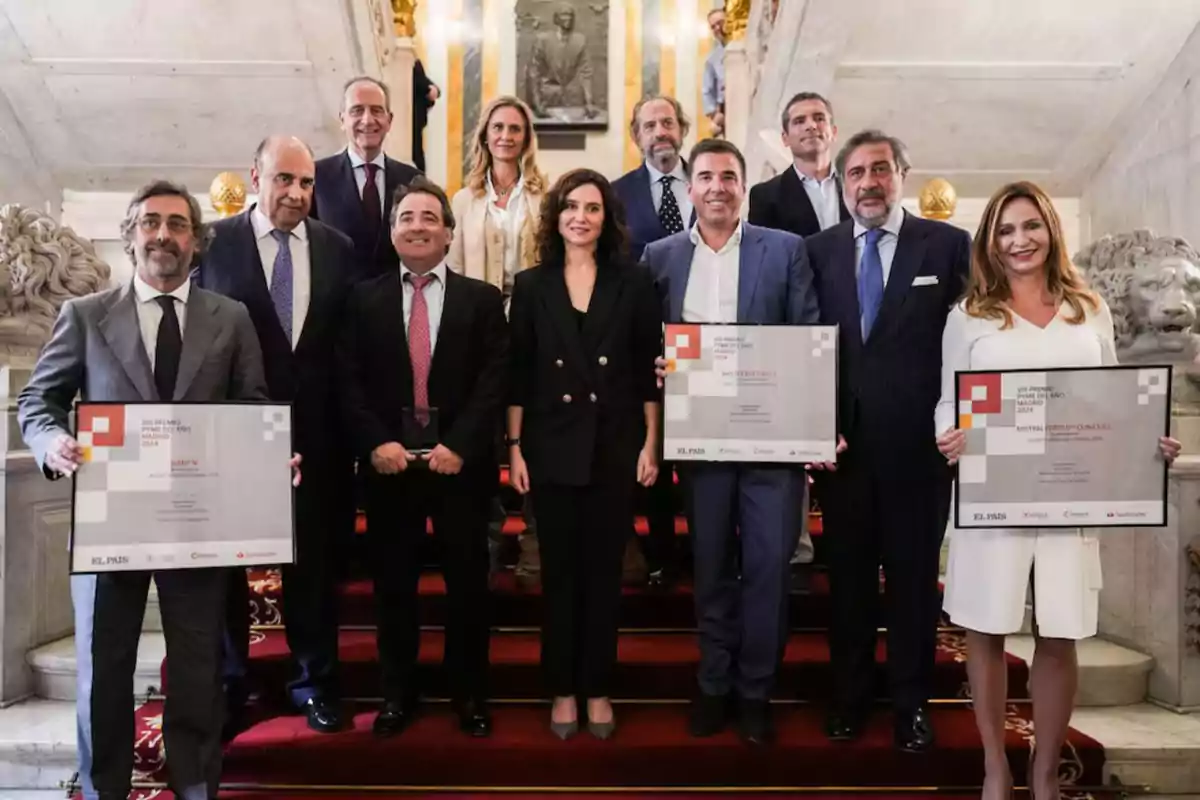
top-left (373, 698), bottom-right (418, 737)
top-left (894, 706), bottom-right (935, 753)
top-left (737, 699), bottom-right (773, 745)
top-left (824, 709), bottom-right (867, 742)
top-left (689, 692), bottom-right (731, 737)
top-left (302, 696), bottom-right (343, 734)
top-left (454, 698), bottom-right (493, 737)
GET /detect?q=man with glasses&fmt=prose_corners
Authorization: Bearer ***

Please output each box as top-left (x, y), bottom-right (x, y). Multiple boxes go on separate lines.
top-left (17, 181), bottom-right (276, 800)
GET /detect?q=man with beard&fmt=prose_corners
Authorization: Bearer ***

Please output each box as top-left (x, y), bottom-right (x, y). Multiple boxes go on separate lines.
top-left (199, 135), bottom-right (358, 736)
top-left (17, 181), bottom-right (280, 800)
top-left (643, 139), bottom-right (818, 744)
top-left (748, 92), bottom-right (851, 580)
top-left (613, 94), bottom-right (695, 586)
top-left (806, 130), bottom-right (969, 752)
top-left (312, 76), bottom-right (421, 279)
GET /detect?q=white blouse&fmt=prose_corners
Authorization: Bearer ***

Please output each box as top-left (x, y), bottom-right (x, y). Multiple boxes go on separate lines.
top-left (934, 297), bottom-right (1118, 436)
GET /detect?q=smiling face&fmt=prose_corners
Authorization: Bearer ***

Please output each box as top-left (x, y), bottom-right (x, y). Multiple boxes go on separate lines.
top-left (783, 97), bottom-right (836, 163)
top-left (392, 191), bottom-right (452, 272)
top-left (485, 104), bottom-right (528, 167)
top-left (558, 182), bottom-right (605, 251)
top-left (132, 194), bottom-right (197, 288)
top-left (688, 151), bottom-right (744, 229)
top-left (995, 197), bottom-right (1050, 278)
top-left (635, 98), bottom-right (684, 172)
top-left (340, 80), bottom-right (393, 160)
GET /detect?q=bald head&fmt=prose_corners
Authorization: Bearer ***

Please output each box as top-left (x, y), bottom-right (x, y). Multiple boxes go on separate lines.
top-left (251, 135), bottom-right (316, 231)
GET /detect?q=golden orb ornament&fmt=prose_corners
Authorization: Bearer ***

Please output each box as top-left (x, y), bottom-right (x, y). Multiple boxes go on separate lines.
top-left (209, 171), bottom-right (247, 218)
top-left (918, 177), bottom-right (957, 221)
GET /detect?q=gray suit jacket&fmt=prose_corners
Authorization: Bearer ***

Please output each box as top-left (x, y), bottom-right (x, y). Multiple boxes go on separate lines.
top-left (18, 281), bottom-right (269, 477)
top-left (639, 222), bottom-right (819, 325)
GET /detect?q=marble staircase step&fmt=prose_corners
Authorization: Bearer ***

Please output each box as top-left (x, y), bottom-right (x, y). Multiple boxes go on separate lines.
top-left (27, 633), bottom-right (164, 702)
top-left (0, 698), bottom-right (78, 791)
top-left (1006, 635), bottom-right (1154, 707)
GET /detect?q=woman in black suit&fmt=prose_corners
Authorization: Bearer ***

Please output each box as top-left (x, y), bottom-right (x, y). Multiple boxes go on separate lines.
top-left (506, 168), bottom-right (662, 740)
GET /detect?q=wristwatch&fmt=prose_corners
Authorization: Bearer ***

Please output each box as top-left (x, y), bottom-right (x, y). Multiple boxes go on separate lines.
top-left (505, 436), bottom-right (521, 447)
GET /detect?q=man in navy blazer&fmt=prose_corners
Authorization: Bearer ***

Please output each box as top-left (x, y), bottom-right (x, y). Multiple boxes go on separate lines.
top-left (806, 129), bottom-right (969, 753)
top-left (642, 139), bottom-right (817, 745)
top-left (311, 76), bottom-right (421, 279)
top-left (197, 136), bottom-right (359, 736)
top-left (612, 94), bottom-right (697, 584)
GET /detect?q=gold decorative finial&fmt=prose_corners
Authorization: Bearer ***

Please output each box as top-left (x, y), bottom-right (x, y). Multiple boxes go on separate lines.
top-left (210, 172), bottom-right (247, 219)
top-left (392, 0), bottom-right (417, 38)
top-left (723, 0), bottom-right (750, 42)
top-left (919, 177), bottom-right (957, 221)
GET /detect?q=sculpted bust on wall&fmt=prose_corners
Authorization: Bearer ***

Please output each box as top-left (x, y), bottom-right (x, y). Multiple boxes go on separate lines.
top-left (0, 204), bottom-right (111, 356)
top-left (1074, 230), bottom-right (1200, 366)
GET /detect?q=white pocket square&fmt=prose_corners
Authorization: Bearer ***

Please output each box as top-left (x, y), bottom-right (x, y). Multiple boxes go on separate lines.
top-left (912, 275), bottom-right (939, 286)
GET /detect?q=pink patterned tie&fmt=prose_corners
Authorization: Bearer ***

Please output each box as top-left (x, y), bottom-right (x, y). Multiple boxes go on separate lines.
top-left (407, 273), bottom-right (434, 425)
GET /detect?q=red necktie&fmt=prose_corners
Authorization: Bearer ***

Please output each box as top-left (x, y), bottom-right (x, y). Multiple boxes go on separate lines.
top-left (407, 273), bottom-right (434, 424)
top-left (362, 162), bottom-right (381, 241)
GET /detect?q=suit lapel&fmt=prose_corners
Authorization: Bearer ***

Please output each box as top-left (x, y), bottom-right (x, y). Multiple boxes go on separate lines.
top-left (667, 236), bottom-right (695, 323)
top-left (297, 223), bottom-right (331, 352)
top-left (335, 153), bottom-right (367, 239)
top-left (542, 266), bottom-right (591, 373)
top-left (580, 264), bottom-right (620, 353)
top-left (174, 289), bottom-right (217, 399)
top-left (871, 212), bottom-right (926, 342)
top-left (736, 226), bottom-right (764, 323)
top-left (429, 269), bottom-right (461, 379)
top-left (631, 166), bottom-right (659, 234)
top-left (835, 225), bottom-right (864, 351)
top-left (98, 283), bottom-right (157, 401)
top-left (782, 168), bottom-right (819, 237)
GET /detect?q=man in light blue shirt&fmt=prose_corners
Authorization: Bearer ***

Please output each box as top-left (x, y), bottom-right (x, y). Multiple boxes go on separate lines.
top-left (702, 8), bottom-right (727, 136)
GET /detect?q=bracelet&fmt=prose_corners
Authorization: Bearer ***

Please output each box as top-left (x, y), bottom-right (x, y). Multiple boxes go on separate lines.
top-left (505, 437), bottom-right (521, 447)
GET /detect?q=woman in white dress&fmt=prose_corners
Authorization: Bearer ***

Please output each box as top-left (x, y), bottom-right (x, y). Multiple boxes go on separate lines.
top-left (935, 181), bottom-right (1181, 800)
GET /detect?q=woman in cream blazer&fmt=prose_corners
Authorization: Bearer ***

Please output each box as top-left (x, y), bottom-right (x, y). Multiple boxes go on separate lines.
top-left (449, 95), bottom-right (548, 300)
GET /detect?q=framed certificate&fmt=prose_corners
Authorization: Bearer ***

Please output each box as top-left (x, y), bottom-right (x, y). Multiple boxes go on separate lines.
top-left (663, 323), bottom-right (839, 463)
top-left (954, 365), bottom-right (1172, 529)
top-left (70, 402), bottom-right (296, 573)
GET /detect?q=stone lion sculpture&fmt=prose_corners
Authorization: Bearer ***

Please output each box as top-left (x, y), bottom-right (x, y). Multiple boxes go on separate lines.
top-left (0, 204), bottom-right (110, 350)
top-left (1074, 229), bottom-right (1200, 364)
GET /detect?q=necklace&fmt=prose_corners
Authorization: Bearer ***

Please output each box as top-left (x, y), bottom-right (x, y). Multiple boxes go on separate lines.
top-left (491, 172), bottom-right (517, 198)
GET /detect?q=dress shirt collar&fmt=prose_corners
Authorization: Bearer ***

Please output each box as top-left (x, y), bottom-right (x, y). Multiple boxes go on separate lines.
top-left (646, 158), bottom-right (688, 187)
top-left (347, 147), bottom-right (387, 172)
top-left (251, 205), bottom-right (308, 243)
top-left (688, 220), bottom-right (744, 255)
top-left (401, 260), bottom-right (448, 286)
top-left (133, 272), bottom-right (190, 306)
top-left (794, 164), bottom-right (837, 187)
top-left (853, 201), bottom-right (906, 241)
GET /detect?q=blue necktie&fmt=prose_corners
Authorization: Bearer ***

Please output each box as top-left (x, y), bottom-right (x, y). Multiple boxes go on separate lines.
top-left (858, 227), bottom-right (885, 340)
top-left (269, 229), bottom-right (293, 344)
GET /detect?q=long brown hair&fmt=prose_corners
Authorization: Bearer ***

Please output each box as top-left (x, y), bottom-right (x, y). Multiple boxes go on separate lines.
top-left (463, 96), bottom-right (548, 197)
top-left (535, 169), bottom-right (630, 267)
top-left (965, 180), bottom-right (1098, 327)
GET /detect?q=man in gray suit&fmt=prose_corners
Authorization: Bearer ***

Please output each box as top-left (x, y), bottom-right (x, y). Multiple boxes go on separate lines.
top-left (17, 180), bottom-right (276, 800)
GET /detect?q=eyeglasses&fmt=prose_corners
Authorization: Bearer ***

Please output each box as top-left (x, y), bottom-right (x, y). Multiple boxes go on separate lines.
top-left (137, 215), bottom-right (192, 235)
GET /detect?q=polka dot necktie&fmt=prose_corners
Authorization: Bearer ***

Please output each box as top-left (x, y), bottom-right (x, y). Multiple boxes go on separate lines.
top-left (658, 175), bottom-right (685, 235)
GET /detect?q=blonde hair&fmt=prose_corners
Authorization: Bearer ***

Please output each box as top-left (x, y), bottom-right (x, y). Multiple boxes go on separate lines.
top-left (464, 96), bottom-right (548, 197)
top-left (965, 180), bottom-right (1098, 327)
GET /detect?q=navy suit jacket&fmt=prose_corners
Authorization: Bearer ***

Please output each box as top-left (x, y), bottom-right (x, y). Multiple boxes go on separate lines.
top-left (196, 209), bottom-right (357, 461)
top-left (311, 150), bottom-right (420, 279)
top-left (613, 163), bottom-right (698, 263)
top-left (640, 222), bottom-right (819, 327)
top-left (806, 211), bottom-right (970, 457)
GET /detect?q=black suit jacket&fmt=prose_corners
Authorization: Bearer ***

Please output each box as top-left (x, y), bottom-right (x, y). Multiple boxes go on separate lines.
top-left (311, 151), bottom-right (421, 279)
top-left (196, 209), bottom-right (355, 462)
top-left (612, 163), bottom-right (697, 263)
top-left (509, 261), bottom-right (662, 487)
top-left (339, 268), bottom-right (509, 476)
top-left (807, 212), bottom-right (970, 457)
top-left (748, 166), bottom-right (850, 238)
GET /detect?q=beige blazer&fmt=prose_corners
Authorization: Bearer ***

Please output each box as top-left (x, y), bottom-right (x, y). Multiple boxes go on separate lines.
top-left (448, 186), bottom-right (543, 292)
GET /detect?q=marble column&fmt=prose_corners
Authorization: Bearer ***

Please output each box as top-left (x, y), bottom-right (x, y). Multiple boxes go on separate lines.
top-left (0, 365), bottom-right (72, 705)
top-left (383, 37), bottom-right (417, 165)
top-left (723, 40), bottom-right (751, 152)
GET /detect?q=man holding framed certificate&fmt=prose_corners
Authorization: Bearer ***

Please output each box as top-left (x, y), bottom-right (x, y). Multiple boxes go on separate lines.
top-left (642, 138), bottom-right (819, 745)
top-left (17, 181), bottom-right (292, 800)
